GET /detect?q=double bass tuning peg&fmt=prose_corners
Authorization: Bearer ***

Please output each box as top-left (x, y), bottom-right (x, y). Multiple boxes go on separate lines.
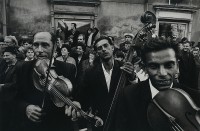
top-left (141, 11), bottom-right (156, 25)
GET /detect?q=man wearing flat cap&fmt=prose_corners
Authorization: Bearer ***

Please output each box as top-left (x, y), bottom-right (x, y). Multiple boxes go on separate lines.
top-left (124, 33), bottom-right (134, 43)
top-left (0, 46), bottom-right (22, 131)
top-left (120, 33), bottom-right (134, 54)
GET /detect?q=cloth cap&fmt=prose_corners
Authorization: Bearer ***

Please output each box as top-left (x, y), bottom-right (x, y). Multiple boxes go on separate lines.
top-left (124, 33), bottom-right (134, 38)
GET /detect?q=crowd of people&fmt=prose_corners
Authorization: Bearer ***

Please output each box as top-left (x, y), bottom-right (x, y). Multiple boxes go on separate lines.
top-left (0, 21), bottom-right (200, 131)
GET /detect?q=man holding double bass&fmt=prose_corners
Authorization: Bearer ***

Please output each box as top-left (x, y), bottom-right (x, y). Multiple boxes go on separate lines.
top-left (14, 32), bottom-right (76, 131)
top-left (114, 37), bottom-right (200, 131)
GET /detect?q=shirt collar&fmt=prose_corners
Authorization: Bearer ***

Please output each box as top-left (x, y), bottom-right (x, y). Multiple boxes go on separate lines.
top-left (149, 79), bottom-right (173, 99)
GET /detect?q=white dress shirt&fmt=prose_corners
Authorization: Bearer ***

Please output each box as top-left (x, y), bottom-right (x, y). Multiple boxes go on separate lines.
top-left (149, 79), bottom-right (173, 99)
top-left (102, 62), bottom-right (114, 92)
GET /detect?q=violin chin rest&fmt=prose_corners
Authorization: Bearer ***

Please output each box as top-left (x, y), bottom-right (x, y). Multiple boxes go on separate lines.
top-left (196, 111), bottom-right (200, 125)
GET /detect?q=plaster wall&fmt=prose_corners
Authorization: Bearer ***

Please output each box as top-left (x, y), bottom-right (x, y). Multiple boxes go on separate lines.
top-left (191, 10), bottom-right (200, 44)
top-left (97, 1), bottom-right (145, 45)
top-left (8, 0), bottom-right (51, 37)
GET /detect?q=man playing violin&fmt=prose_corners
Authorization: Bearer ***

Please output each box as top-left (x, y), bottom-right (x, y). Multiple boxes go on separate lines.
top-left (15, 32), bottom-right (76, 131)
top-left (65, 36), bottom-right (135, 131)
top-left (113, 37), bottom-right (193, 131)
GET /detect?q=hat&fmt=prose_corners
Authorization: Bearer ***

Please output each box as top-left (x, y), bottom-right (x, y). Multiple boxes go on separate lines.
top-left (133, 57), bottom-right (141, 64)
top-left (124, 33), bottom-right (134, 38)
top-left (3, 46), bottom-right (18, 55)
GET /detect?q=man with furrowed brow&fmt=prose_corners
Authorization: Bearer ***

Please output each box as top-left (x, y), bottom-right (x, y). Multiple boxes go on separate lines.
top-left (15, 32), bottom-right (76, 131)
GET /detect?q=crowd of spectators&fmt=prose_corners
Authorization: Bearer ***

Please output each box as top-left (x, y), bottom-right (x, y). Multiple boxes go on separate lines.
top-left (0, 22), bottom-right (200, 131)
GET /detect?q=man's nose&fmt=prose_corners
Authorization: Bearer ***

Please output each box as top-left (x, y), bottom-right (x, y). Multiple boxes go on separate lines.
top-left (38, 45), bottom-right (44, 52)
top-left (102, 46), bottom-right (106, 51)
top-left (158, 66), bottom-right (167, 76)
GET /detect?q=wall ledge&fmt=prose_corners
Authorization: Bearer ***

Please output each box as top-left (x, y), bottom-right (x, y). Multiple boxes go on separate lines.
top-left (153, 5), bottom-right (199, 13)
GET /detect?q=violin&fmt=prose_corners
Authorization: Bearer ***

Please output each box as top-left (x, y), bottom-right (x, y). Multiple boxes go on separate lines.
top-left (147, 88), bottom-right (200, 131)
top-left (32, 59), bottom-right (103, 127)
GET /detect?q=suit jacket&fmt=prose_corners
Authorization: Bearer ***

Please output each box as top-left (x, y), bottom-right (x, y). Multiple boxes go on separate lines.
top-left (76, 60), bottom-right (125, 131)
top-left (0, 58), bottom-right (7, 83)
top-left (15, 60), bottom-right (76, 131)
top-left (179, 51), bottom-right (198, 89)
top-left (114, 80), bottom-right (187, 131)
top-left (0, 61), bottom-right (22, 131)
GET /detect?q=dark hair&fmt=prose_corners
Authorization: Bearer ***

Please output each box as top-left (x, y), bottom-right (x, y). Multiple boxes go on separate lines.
top-left (71, 23), bottom-right (77, 29)
top-left (3, 46), bottom-right (18, 55)
top-left (141, 37), bottom-right (179, 63)
top-left (61, 44), bottom-right (71, 52)
top-left (181, 37), bottom-right (188, 43)
top-left (25, 46), bottom-right (34, 54)
top-left (89, 49), bottom-right (96, 55)
top-left (93, 36), bottom-right (113, 51)
top-left (182, 41), bottom-right (191, 46)
top-left (115, 50), bottom-right (125, 59)
top-left (76, 42), bottom-right (86, 52)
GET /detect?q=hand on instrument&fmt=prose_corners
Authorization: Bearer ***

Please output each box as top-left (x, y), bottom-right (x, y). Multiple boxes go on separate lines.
top-left (26, 105), bottom-right (44, 122)
top-left (65, 101), bottom-right (81, 121)
top-left (120, 62), bottom-right (136, 81)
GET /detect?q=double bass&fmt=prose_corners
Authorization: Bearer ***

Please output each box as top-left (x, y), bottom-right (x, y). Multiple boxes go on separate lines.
top-left (103, 11), bottom-right (156, 131)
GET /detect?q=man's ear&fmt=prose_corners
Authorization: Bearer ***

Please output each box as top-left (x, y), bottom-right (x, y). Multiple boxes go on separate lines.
top-left (111, 45), bottom-right (114, 51)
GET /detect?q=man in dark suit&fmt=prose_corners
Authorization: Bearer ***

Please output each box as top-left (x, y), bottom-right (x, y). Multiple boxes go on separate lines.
top-left (68, 23), bottom-right (80, 47)
top-left (15, 32), bottom-right (76, 131)
top-left (65, 36), bottom-right (135, 131)
top-left (0, 46), bottom-right (22, 131)
top-left (179, 41), bottom-right (198, 89)
top-left (114, 37), bottom-right (187, 131)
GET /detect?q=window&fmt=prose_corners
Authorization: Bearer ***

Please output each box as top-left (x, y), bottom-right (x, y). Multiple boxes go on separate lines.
top-left (158, 21), bottom-right (188, 39)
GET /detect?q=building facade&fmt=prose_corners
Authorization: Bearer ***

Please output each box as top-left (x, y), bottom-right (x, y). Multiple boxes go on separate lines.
top-left (0, 0), bottom-right (200, 45)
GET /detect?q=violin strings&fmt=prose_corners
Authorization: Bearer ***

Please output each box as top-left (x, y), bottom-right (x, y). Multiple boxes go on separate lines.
top-left (169, 119), bottom-right (184, 131)
top-left (51, 87), bottom-right (95, 121)
top-left (39, 78), bottom-right (95, 122)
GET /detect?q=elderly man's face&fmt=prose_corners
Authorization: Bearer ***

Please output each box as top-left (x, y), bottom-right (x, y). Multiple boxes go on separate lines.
top-left (3, 52), bottom-right (16, 63)
top-left (4, 37), bottom-right (14, 46)
top-left (125, 35), bottom-right (132, 42)
top-left (33, 32), bottom-right (54, 59)
top-left (145, 48), bottom-right (179, 90)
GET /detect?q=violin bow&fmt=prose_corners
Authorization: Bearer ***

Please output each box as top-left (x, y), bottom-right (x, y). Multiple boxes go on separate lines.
top-left (41, 35), bottom-right (57, 109)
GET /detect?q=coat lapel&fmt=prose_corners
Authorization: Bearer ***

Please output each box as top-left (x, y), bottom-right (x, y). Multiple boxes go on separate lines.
top-left (109, 61), bottom-right (121, 95)
top-left (96, 63), bottom-right (109, 93)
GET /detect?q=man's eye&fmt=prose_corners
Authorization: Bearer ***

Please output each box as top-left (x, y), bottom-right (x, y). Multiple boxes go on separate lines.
top-left (104, 44), bottom-right (109, 48)
top-left (33, 43), bottom-right (39, 47)
top-left (41, 42), bottom-right (49, 47)
top-left (165, 63), bottom-right (174, 69)
top-left (97, 47), bottom-right (102, 51)
top-left (148, 64), bottom-right (158, 69)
